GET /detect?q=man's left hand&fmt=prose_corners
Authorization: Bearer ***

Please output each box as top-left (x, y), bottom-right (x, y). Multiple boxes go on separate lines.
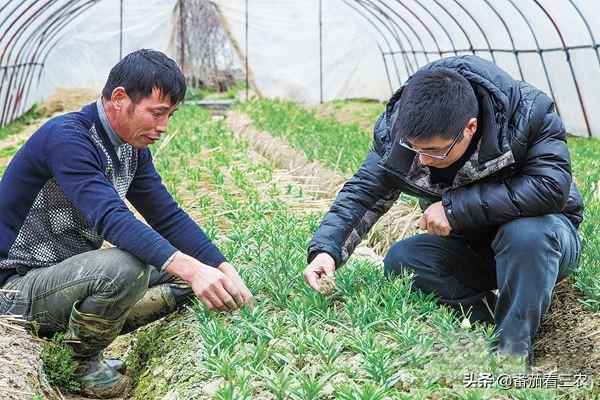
top-left (218, 262), bottom-right (254, 311)
top-left (418, 201), bottom-right (452, 236)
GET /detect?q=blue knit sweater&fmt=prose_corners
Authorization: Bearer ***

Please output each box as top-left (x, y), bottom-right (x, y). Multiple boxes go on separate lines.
top-left (0, 101), bottom-right (226, 286)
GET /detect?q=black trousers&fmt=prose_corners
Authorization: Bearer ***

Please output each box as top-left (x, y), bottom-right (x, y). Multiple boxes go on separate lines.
top-left (383, 214), bottom-right (581, 356)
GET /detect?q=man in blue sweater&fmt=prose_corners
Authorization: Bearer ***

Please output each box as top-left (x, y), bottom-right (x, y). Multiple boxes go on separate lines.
top-left (0, 49), bottom-right (252, 398)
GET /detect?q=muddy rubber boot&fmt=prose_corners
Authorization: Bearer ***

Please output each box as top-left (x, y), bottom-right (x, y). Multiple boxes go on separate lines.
top-left (120, 280), bottom-right (191, 334)
top-left (64, 301), bottom-right (132, 398)
top-left (75, 353), bottom-right (133, 398)
top-left (106, 358), bottom-right (127, 374)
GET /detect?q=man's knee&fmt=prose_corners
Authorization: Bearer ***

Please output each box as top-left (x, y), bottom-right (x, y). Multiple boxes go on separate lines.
top-left (492, 215), bottom-right (558, 254)
top-left (98, 248), bottom-right (151, 297)
top-left (383, 240), bottom-right (417, 277)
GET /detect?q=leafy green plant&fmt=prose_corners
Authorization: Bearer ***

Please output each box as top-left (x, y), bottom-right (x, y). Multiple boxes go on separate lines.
top-left (40, 333), bottom-right (80, 393)
top-left (240, 99), bottom-right (373, 174)
top-left (1, 100), bottom-right (592, 398)
top-left (334, 382), bottom-right (393, 400)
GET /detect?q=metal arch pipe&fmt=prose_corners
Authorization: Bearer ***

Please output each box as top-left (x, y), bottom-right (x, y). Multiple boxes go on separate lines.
top-left (532, 0), bottom-right (591, 137)
top-left (0, 0), bottom-right (41, 109)
top-left (0, 1), bottom-right (28, 33)
top-left (11, 1), bottom-right (96, 123)
top-left (12, 1), bottom-right (98, 123)
top-left (0, 1), bottom-right (41, 64)
top-left (244, 0), bottom-right (248, 100)
top-left (119, 0), bottom-right (123, 59)
top-left (384, 46), bottom-right (600, 55)
top-left (505, 0), bottom-right (557, 112)
top-left (0, 1), bottom-right (84, 124)
top-left (368, 0), bottom-right (432, 66)
top-left (379, 43), bottom-right (395, 95)
top-left (480, 0), bottom-right (524, 80)
top-left (353, 1), bottom-right (414, 78)
top-left (449, 0), bottom-right (497, 64)
top-left (35, 1), bottom-right (99, 82)
top-left (319, 0), bottom-right (323, 103)
top-left (358, 0), bottom-right (419, 75)
top-left (0, 0), bottom-right (18, 15)
top-left (342, 0), bottom-right (402, 87)
top-left (567, 0), bottom-right (600, 68)
top-left (361, 0), bottom-right (427, 74)
top-left (3, 1), bottom-right (80, 122)
top-left (412, 0), bottom-right (458, 57)
top-left (0, 1), bottom-right (65, 125)
top-left (431, 0), bottom-right (474, 55)
top-left (341, 0), bottom-right (400, 91)
top-left (2, 1), bottom-right (95, 125)
top-left (375, 0), bottom-right (444, 59)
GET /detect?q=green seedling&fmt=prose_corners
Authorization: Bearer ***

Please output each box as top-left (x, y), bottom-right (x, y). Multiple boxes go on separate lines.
top-left (2, 101), bottom-right (591, 398)
top-left (291, 370), bottom-right (336, 400)
top-left (334, 382), bottom-right (393, 400)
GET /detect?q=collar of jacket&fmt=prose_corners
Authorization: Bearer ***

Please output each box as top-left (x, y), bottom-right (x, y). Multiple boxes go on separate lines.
top-left (379, 55), bottom-right (519, 193)
top-left (82, 101), bottom-right (123, 172)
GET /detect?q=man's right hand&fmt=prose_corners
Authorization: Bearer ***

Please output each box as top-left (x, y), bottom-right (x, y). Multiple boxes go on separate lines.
top-left (165, 252), bottom-right (243, 312)
top-left (303, 252), bottom-right (336, 292)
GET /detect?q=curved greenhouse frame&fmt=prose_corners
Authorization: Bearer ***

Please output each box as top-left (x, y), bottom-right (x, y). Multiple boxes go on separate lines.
top-left (2, 0), bottom-right (600, 136)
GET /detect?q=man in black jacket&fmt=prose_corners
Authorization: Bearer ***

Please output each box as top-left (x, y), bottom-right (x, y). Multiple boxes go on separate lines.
top-left (304, 56), bottom-right (583, 361)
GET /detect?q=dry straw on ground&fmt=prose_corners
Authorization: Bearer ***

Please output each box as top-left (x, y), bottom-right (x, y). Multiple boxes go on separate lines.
top-left (226, 110), bottom-right (420, 259)
top-left (0, 87), bottom-right (98, 152)
top-left (38, 87), bottom-right (98, 117)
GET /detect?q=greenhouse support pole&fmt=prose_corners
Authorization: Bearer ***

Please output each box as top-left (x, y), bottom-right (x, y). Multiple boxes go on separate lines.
top-left (505, 0), bottom-right (558, 115)
top-left (319, 0), bottom-right (323, 103)
top-left (119, 0), bottom-right (123, 59)
top-left (179, 0), bottom-right (185, 73)
top-left (534, 0), bottom-right (592, 137)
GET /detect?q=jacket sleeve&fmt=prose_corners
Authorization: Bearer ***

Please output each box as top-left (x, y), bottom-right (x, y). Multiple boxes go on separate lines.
top-left (443, 96), bottom-right (573, 231)
top-left (126, 149), bottom-right (227, 269)
top-left (308, 114), bottom-right (401, 268)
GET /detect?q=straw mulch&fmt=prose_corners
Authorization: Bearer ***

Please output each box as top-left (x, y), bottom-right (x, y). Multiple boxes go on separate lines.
top-left (226, 110), bottom-right (420, 259)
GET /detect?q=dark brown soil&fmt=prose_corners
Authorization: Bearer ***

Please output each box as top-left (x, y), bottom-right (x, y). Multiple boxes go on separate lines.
top-left (533, 279), bottom-right (599, 384)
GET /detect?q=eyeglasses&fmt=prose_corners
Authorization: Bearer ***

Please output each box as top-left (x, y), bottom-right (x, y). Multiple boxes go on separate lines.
top-left (398, 121), bottom-right (468, 161)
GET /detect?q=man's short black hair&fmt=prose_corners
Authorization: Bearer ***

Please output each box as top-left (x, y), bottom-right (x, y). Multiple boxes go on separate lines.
top-left (102, 49), bottom-right (186, 105)
top-left (396, 67), bottom-right (478, 143)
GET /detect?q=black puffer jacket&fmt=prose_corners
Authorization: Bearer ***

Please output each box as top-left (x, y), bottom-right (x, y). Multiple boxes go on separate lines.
top-left (308, 55), bottom-right (584, 268)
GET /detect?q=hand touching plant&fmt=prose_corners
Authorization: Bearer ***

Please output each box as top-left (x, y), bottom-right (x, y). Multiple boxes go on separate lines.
top-left (304, 252), bottom-right (336, 292)
top-left (218, 261), bottom-right (254, 311)
top-left (166, 252), bottom-right (251, 312)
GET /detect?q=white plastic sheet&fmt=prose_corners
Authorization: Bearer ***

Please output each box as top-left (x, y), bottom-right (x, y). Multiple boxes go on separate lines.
top-left (0, 0), bottom-right (177, 126)
top-left (2, 0), bottom-right (600, 136)
top-left (212, 0), bottom-right (600, 137)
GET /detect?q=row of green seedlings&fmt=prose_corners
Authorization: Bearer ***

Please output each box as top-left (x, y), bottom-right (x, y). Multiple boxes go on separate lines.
top-left (241, 98), bottom-right (599, 311)
top-left (239, 99), bottom-right (373, 175)
top-left (567, 138), bottom-right (600, 310)
top-left (0, 104), bottom-right (594, 397)
top-left (125, 106), bottom-right (583, 399)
